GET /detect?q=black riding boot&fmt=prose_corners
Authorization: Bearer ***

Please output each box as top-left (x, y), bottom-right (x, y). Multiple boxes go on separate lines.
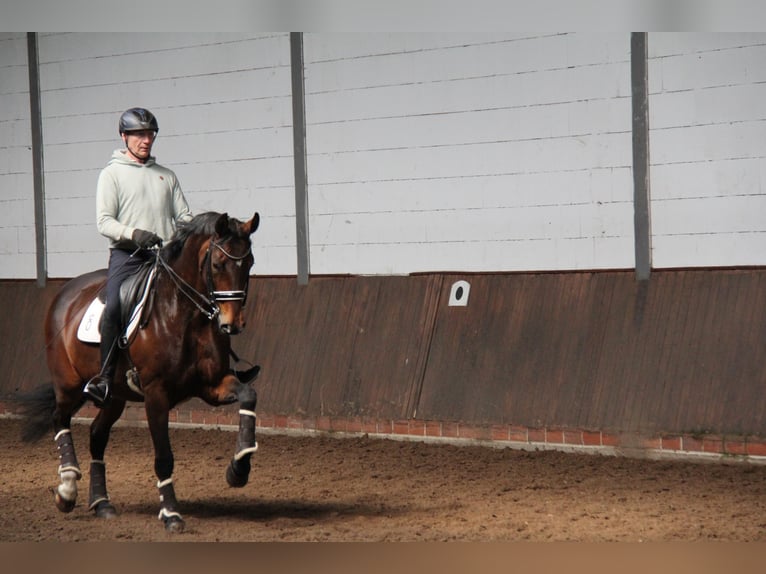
top-left (83, 318), bottom-right (120, 408)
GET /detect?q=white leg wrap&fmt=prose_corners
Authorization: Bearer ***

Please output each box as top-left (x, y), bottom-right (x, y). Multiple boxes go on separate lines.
top-left (234, 442), bottom-right (259, 461)
top-left (235, 408), bottom-right (258, 460)
top-left (156, 477), bottom-right (182, 521)
top-left (58, 464), bottom-right (83, 479)
top-left (157, 477), bottom-right (173, 489)
top-left (57, 470), bottom-right (79, 501)
top-left (88, 496), bottom-right (110, 510)
top-left (158, 507), bottom-right (183, 521)
top-left (54, 429), bottom-right (71, 442)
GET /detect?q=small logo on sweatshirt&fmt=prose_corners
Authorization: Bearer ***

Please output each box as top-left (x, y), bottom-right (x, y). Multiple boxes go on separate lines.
top-left (159, 176), bottom-right (165, 180)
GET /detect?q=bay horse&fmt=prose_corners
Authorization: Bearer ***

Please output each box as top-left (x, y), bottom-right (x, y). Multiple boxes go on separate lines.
top-left (18, 211), bottom-right (260, 532)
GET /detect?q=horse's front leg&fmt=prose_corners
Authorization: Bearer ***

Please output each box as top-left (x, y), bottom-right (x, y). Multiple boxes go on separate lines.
top-left (201, 369), bottom-right (260, 488)
top-left (144, 395), bottom-right (184, 532)
top-left (227, 378), bottom-right (259, 488)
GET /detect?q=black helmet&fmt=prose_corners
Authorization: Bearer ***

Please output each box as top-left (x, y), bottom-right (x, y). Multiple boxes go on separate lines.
top-left (119, 107), bottom-right (159, 134)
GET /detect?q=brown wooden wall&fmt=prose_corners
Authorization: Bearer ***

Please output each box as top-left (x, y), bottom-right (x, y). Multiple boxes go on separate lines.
top-left (418, 271), bottom-right (766, 436)
top-left (1, 280), bottom-right (65, 394)
top-left (3, 269), bottom-right (766, 438)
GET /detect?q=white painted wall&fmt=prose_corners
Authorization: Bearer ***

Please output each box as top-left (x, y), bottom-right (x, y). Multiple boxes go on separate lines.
top-left (648, 33), bottom-right (766, 267)
top-left (0, 33), bottom-right (36, 278)
top-left (2, 33), bottom-right (765, 279)
top-left (303, 33), bottom-right (635, 274)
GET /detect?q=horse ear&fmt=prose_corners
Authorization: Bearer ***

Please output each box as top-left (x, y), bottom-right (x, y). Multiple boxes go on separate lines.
top-left (245, 212), bottom-right (260, 235)
top-left (215, 213), bottom-right (230, 237)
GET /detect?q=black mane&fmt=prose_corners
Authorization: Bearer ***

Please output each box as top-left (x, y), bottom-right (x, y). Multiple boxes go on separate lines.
top-left (161, 211), bottom-right (223, 262)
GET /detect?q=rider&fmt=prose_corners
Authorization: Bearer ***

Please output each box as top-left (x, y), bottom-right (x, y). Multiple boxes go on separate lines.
top-left (83, 107), bottom-right (193, 407)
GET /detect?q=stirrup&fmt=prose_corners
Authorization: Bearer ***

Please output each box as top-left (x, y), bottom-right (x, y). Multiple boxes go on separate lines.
top-left (83, 375), bottom-right (111, 408)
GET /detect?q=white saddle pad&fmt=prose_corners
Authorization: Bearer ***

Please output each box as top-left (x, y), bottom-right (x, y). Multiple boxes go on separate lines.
top-left (77, 298), bottom-right (106, 343)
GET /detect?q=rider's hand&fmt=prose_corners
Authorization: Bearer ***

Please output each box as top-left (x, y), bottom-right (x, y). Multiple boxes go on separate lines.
top-left (132, 229), bottom-right (162, 249)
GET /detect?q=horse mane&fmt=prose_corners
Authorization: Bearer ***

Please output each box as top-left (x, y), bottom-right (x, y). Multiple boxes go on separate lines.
top-left (161, 211), bottom-right (225, 263)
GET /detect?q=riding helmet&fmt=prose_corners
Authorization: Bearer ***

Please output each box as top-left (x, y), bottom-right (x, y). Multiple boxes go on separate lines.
top-left (119, 107), bottom-right (159, 134)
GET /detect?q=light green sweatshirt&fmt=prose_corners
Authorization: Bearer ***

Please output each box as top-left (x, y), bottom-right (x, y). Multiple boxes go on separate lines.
top-left (96, 149), bottom-right (193, 249)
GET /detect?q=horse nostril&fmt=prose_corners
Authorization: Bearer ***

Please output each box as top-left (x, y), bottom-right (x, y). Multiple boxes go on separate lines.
top-left (220, 324), bottom-right (241, 335)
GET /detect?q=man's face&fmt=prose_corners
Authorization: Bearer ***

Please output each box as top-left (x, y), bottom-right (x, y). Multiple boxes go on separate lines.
top-left (122, 129), bottom-right (156, 162)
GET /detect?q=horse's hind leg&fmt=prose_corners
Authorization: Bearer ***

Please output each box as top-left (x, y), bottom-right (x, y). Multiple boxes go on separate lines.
top-left (51, 402), bottom-right (82, 513)
top-left (18, 383), bottom-right (83, 512)
top-left (87, 399), bottom-right (125, 518)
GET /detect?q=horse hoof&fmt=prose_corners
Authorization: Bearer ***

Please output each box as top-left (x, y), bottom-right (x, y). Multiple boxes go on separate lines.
top-left (163, 516), bottom-right (185, 533)
top-left (226, 461), bottom-right (249, 488)
top-left (54, 491), bottom-right (76, 513)
top-left (93, 501), bottom-right (118, 519)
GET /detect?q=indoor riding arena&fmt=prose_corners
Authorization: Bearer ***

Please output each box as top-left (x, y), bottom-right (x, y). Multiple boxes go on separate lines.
top-left (1, 31), bottom-right (765, 542)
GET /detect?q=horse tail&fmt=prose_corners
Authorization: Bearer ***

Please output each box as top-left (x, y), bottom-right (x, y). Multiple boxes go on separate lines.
top-left (16, 384), bottom-right (56, 443)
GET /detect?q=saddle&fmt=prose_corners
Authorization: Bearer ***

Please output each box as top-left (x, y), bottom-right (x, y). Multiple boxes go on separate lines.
top-left (77, 261), bottom-right (157, 344)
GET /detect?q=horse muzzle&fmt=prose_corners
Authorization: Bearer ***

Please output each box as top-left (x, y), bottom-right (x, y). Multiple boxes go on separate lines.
top-left (219, 322), bottom-right (243, 335)
top-left (212, 290), bottom-right (247, 335)
top-left (216, 303), bottom-right (246, 335)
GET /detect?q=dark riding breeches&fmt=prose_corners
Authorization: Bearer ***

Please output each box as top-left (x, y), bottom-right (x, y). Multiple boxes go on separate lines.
top-left (104, 248), bottom-right (153, 330)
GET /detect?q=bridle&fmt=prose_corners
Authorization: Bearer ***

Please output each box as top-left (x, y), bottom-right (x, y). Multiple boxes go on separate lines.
top-left (155, 235), bottom-right (252, 322)
top-left (204, 238), bottom-right (252, 306)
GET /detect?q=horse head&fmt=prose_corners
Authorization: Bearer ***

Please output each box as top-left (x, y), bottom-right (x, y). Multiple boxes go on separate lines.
top-left (204, 212), bottom-right (259, 335)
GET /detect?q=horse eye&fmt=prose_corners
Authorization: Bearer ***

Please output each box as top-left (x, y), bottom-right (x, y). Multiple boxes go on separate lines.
top-left (212, 260), bottom-right (224, 271)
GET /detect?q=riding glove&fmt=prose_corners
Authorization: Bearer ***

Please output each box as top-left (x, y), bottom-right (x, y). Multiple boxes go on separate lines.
top-left (132, 229), bottom-right (162, 248)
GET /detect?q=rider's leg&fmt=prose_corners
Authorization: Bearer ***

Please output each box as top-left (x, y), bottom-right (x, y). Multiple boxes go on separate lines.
top-left (83, 248), bottom-right (146, 407)
top-left (83, 311), bottom-right (120, 407)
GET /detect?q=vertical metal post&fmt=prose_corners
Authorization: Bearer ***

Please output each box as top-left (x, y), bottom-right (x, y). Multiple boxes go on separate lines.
top-left (290, 32), bottom-right (310, 285)
top-left (631, 32), bottom-right (652, 281)
top-left (27, 32), bottom-right (47, 287)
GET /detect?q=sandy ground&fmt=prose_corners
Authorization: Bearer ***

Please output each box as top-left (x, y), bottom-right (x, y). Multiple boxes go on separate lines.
top-left (1, 416), bottom-right (765, 542)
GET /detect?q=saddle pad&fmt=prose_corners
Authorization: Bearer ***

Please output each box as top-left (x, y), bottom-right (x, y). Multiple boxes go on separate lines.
top-left (77, 266), bottom-right (157, 344)
top-left (77, 298), bottom-right (105, 343)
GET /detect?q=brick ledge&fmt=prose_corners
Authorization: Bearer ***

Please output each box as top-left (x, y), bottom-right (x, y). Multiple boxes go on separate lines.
top-left (2, 401), bottom-right (765, 465)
